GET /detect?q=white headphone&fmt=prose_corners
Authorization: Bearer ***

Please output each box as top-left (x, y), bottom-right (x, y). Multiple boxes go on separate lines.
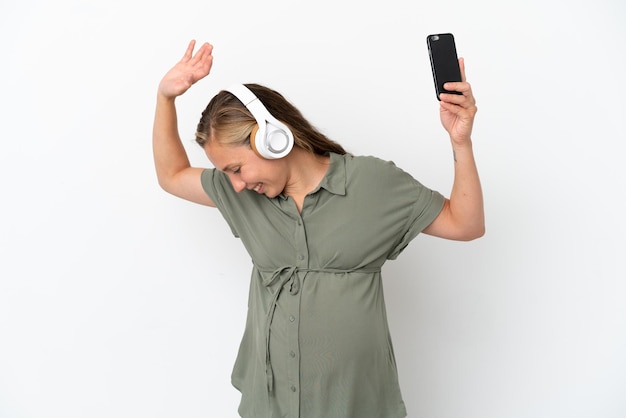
top-left (225, 84), bottom-right (294, 159)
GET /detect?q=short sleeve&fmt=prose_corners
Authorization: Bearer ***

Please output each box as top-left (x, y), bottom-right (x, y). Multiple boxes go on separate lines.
top-left (361, 157), bottom-right (444, 261)
top-left (200, 168), bottom-right (240, 237)
top-left (386, 180), bottom-right (445, 260)
top-left (341, 155), bottom-right (445, 262)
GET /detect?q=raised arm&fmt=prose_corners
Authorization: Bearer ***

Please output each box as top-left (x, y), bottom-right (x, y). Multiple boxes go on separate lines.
top-left (152, 40), bottom-right (216, 207)
top-left (423, 58), bottom-right (485, 241)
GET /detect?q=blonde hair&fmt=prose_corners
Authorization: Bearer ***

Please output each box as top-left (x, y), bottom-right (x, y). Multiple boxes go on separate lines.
top-left (195, 83), bottom-right (347, 156)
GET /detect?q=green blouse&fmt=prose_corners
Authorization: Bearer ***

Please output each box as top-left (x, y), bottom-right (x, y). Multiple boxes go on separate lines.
top-left (201, 152), bottom-right (445, 418)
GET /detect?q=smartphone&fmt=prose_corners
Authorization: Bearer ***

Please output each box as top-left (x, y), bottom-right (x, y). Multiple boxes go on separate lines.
top-left (427, 33), bottom-right (462, 100)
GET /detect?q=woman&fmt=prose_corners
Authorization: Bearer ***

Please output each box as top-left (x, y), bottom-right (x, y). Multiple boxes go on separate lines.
top-left (153, 40), bottom-right (484, 418)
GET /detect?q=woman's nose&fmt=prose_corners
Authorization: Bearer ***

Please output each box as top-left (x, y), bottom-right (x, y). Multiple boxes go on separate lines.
top-left (231, 177), bottom-right (247, 193)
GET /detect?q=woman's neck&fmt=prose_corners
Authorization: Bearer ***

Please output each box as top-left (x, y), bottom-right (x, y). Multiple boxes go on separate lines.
top-left (282, 148), bottom-right (330, 207)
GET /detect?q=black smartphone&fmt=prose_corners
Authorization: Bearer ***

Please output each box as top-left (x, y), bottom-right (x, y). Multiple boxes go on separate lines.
top-left (427, 33), bottom-right (462, 100)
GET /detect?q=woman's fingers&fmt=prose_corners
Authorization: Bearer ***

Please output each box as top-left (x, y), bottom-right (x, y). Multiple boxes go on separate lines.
top-left (440, 82), bottom-right (475, 107)
top-left (181, 39), bottom-right (196, 62)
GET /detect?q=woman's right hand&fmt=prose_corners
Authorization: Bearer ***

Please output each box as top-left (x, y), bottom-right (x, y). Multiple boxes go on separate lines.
top-left (158, 40), bottom-right (214, 99)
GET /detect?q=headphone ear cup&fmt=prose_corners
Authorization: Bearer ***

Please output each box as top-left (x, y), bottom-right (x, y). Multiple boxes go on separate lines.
top-left (250, 122), bottom-right (293, 159)
top-left (249, 124), bottom-right (262, 157)
top-left (265, 126), bottom-right (291, 155)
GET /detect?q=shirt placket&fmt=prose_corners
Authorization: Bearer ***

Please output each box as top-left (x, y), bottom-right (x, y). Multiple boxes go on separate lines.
top-left (286, 213), bottom-right (307, 418)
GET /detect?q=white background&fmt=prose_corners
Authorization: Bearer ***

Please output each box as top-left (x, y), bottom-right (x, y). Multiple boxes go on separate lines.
top-left (1, 0), bottom-right (625, 417)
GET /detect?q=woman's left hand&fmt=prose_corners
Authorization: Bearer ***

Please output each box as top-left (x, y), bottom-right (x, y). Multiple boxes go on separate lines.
top-left (438, 58), bottom-right (478, 146)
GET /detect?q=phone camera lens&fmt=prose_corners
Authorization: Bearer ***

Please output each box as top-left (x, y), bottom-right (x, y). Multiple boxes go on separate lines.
top-left (431, 35), bottom-right (439, 41)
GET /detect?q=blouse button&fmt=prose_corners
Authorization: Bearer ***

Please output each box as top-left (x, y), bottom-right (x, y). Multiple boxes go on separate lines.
top-left (291, 385), bottom-right (297, 392)
top-left (290, 351), bottom-right (296, 358)
top-left (289, 315), bottom-right (296, 322)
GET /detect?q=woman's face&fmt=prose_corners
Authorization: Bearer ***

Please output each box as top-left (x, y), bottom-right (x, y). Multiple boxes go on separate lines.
top-left (204, 141), bottom-right (288, 198)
